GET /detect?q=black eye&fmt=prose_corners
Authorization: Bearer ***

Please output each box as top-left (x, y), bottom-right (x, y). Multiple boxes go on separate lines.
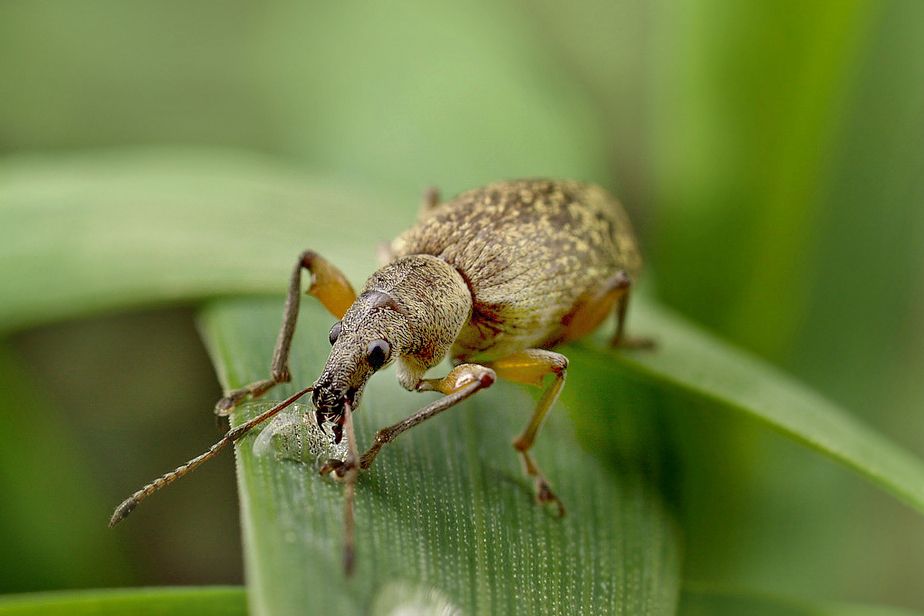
top-left (329, 322), bottom-right (342, 345)
top-left (366, 339), bottom-right (391, 370)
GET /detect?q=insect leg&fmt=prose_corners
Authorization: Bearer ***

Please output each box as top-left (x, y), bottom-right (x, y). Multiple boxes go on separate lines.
top-left (562, 270), bottom-right (653, 348)
top-left (320, 364), bottom-right (496, 476)
top-left (340, 399), bottom-right (360, 576)
top-left (417, 185), bottom-right (441, 220)
top-left (561, 270), bottom-right (632, 344)
top-left (488, 349), bottom-right (568, 517)
top-left (215, 251), bottom-right (356, 415)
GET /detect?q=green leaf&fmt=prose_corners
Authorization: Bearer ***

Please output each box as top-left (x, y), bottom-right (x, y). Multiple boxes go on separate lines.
top-left (0, 587), bottom-right (246, 616)
top-left (598, 303), bottom-right (924, 516)
top-left (0, 148), bottom-right (403, 333)
top-left (679, 587), bottom-right (924, 616)
top-left (199, 296), bottom-right (924, 614)
top-left (648, 0), bottom-right (879, 358)
top-left (200, 297), bottom-right (682, 616)
top-left (199, 293), bottom-right (924, 615)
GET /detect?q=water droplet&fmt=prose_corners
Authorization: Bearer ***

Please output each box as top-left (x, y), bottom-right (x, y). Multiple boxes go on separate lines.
top-left (247, 402), bottom-right (348, 462)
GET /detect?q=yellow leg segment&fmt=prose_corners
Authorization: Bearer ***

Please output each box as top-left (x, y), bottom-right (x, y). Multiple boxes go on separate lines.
top-left (489, 349), bottom-right (569, 516)
top-left (563, 270), bottom-right (653, 349)
top-left (563, 271), bottom-right (631, 344)
top-left (216, 250), bottom-right (356, 415)
top-left (304, 251), bottom-right (357, 321)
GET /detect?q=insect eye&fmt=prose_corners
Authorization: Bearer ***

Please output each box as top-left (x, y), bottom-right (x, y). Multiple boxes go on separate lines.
top-left (329, 321), bottom-right (342, 345)
top-left (366, 339), bottom-right (391, 370)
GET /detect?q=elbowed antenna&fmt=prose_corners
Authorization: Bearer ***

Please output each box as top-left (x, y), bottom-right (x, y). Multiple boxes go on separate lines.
top-left (109, 387), bottom-right (314, 527)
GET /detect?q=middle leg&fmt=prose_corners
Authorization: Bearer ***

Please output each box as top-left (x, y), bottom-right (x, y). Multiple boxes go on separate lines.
top-left (487, 349), bottom-right (569, 516)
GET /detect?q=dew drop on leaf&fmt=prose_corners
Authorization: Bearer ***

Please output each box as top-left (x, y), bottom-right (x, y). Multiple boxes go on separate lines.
top-left (245, 402), bottom-right (348, 463)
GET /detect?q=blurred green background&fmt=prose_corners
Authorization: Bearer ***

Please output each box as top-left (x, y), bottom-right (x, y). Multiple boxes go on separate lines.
top-left (1, 0), bottom-right (922, 612)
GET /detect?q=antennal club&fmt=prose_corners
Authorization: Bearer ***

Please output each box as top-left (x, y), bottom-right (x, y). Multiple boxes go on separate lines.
top-left (109, 387), bottom-right (314, 527)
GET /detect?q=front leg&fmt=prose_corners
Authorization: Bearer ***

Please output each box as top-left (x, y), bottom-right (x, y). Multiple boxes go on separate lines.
top-left (320, 363), bottom-right (496, 476)
top-left (215, 250), bottom-right (357, 415)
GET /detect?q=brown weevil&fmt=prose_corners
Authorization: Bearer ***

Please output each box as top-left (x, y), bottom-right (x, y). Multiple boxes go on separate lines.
top-left (110, 179), bottom-right (648, 575)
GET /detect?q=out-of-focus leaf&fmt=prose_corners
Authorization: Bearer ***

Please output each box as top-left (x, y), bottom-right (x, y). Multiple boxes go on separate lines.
top-left (0, 2), bottom-right (270, 153)
top-left (679, 586), bottom-right (924, 616)
top-left (251, 0), bottom-right (611, 199)
top-left (585, 303), bottom-right (924, 516)
top-left (0, 149), bottom-right (402, 333)
top-left (0, 2), bottom-right (613, 204)
top-left (645, 1), bottom-right (924, 604)
top-left (0, 587), bottom-right (246, 616)
top-left (648, 0), bottom-right (878, 359)
top-left (0, 347), bottom-right (131, 591)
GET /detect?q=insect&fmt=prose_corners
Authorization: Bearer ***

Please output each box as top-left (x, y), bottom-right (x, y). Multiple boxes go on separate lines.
top-left (110, 179), bottom-right (648, 574)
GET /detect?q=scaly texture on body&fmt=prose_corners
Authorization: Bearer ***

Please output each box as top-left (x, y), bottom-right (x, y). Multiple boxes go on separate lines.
top-left (391, 179), bottom-right (642, 359)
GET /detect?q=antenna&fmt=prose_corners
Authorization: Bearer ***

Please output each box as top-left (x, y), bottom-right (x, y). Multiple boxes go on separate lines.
top-left (109, 387), bottom-right (314, 526)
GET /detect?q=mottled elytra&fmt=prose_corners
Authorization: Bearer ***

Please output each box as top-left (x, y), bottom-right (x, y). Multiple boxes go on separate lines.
top-left (110, 179), bottom-right (649, 575)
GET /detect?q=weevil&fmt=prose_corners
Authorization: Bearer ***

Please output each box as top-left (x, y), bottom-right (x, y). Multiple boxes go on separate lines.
top-left (110, 179), bottom-right (648, 574)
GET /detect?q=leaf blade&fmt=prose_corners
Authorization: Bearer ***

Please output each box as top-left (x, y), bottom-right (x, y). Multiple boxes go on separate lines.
top-left (0, 587), bottom-right (246, 616)
top-left (599, 302), bottom-right (924, 515)
top-left (679, 586), bottom-right (924, 616)
top-left (200, 297), bottom-right (683, 616)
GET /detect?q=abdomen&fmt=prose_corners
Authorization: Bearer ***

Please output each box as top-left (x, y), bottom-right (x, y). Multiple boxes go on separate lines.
top-left (390, 180), bottom-right (641, 360)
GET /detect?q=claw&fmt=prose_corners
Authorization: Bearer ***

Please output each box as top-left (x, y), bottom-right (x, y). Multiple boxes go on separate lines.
top-left (536, 480), bottom-right (566, 517)
top-left (319, 458), bottom-right (345, 476)
top-left (214, 395), bottom-right (241, 433)
top-left (215, 396), bottom-right (236, 415)
top-left (320, 458), bottom-right (357, 478)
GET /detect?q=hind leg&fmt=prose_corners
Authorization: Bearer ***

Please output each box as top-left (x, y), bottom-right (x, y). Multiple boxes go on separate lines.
top-left (564, 270), bottom-right (653, 348)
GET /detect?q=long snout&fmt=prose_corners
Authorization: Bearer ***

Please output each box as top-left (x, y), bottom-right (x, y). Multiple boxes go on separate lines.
top-left (311, 372), bottom-right (360, 444)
